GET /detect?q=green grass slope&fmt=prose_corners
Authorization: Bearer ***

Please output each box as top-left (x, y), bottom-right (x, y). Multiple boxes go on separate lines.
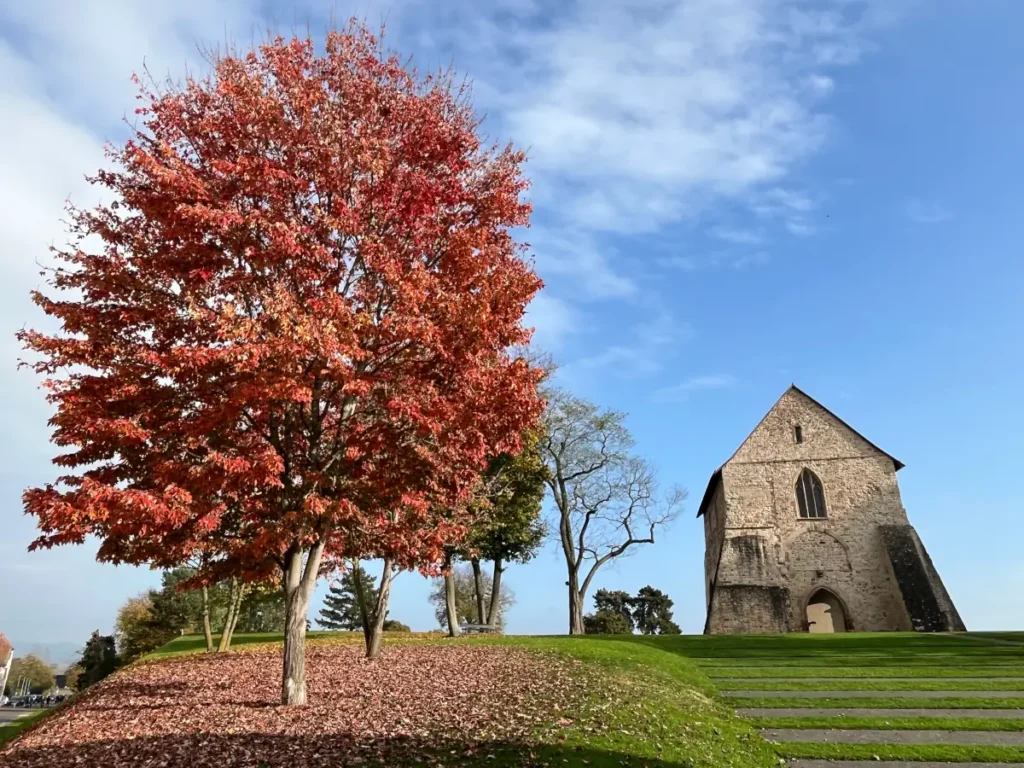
top-left (19, 631), bottom-right (1022, 766)
top-left (11, 633), bottom-right (781, 768)
top-left (0, 710), bottom-right (51, 749)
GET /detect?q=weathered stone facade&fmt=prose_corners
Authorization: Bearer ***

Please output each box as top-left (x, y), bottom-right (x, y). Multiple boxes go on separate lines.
top-left (700, 386), bottom-right (965, 634)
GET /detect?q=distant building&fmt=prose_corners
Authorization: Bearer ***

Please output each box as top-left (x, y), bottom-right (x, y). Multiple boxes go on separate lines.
top-left (699, 385), bottom-right (964, 634)
top-left (0, 633), bottom-right (12, 696)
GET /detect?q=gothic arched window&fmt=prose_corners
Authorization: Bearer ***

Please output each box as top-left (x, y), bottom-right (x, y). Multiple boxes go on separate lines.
top-left (796, 469), bottom-right (826, 519)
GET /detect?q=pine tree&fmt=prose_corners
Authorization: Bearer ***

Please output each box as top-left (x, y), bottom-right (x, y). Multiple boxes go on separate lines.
top-left (593, 589), bottom-right (634, 627)
top-left (631, 586), bottom-right (681, 635)
top-left (583, 589), bottom-right (635, 634)
top-left (317, 565), bottom-right (377, 631)
top-left (78, 631), bottom-right (118, 689)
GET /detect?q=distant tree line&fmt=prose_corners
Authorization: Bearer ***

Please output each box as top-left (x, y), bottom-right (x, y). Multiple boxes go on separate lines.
top-left (583, 587), bottom-right (681, 635)
top-left (113, 566), bottom-right (288, 663)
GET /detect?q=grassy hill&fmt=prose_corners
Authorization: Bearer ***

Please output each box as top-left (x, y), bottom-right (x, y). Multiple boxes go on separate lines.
top-left (0, 632), bottom-right (780, 768)
top-left (5, 631), bottom-right (1022, 767)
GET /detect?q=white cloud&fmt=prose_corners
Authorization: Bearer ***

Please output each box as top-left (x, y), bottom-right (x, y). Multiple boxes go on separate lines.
top-left (525, 292), bottom-right (579, 352)
top-left (712, 226), bottom-right (766, 245)
top-left (658, 248), bottom-right (771, 271)
top-left (569, 310), bottom-right (693, 378)
top-left (465, 0), bottom-right (894, 241)
top-left (805, 74), bottom-right (835, 96)
top-left (529, 231), bottom-right (636, 299)
top-left (750, 186), bottom-right (820, 238)
top-left (0, 0), bottom-right (321, 647)
top-left (657, 255), bottom-right (700, 271)
top-left (653, 374), bottom-right (737, 401)
top-left (418, 0), bottom-right (896, 288)
top-left (756, 187), bottom-right (817, 215)
top-left (733, 251), bottom-right (771, 269)
top-left (574, 345), bottom-right (664, 377)
top-left (785, 220), bottom-right (817, 237)
top-left (0, 0), bottom-right (262, 123)
top-left (905, 199), bottom-right (952, 224)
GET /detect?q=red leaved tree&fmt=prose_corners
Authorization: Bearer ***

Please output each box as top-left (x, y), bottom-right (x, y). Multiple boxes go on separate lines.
top-left (20, 25), bottom-right (543, 706)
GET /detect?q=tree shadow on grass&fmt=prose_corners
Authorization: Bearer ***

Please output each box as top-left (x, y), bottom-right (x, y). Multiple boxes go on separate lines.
top-left (0, 732), bottom-right (699, 768)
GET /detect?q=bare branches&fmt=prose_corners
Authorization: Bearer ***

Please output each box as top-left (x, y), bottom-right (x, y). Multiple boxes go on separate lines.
top-left (541, 388), bottom-right (685, 633)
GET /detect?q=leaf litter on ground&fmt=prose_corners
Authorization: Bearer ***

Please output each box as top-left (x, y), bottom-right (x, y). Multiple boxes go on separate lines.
top-left (0, 644), bottom-right (593, 767)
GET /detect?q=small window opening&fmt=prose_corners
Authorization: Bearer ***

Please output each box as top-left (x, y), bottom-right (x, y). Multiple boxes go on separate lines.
top-left (794, 424), bottom-right (804, 443)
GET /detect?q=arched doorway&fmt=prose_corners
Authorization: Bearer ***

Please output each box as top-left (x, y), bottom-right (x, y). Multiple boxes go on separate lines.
top-left (806, 589), bottom-right (847, 633)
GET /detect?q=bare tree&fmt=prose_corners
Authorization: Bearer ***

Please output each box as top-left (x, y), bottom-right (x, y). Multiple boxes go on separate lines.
top-left (541, 389), bottom-right (685, 634)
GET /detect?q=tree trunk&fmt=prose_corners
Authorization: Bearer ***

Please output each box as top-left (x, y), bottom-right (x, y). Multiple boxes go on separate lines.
top-left (365, 559), bottom-right (395, 660)
top-left (201, 585), bottom-right (214, 653)
top-left (471, 558), bottom-right (486, 624)
top-left (444, 553), bottom-right (461, 637)
top-left (222, 584), bottom-right (246, 650)
top-left (218, 578), bottom-right (239, 652)
top-left (350, 560), bottom-right (373, 648)
top-left (486, 558), bottom-right (503, 627)
top-left (568, 570), bottom-right (584, 635)
top-left (281, 539), bottom-right (327, 706)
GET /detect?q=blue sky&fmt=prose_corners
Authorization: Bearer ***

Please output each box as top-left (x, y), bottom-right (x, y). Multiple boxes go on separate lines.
top-left (3, 0), bottom-right (1023, 652)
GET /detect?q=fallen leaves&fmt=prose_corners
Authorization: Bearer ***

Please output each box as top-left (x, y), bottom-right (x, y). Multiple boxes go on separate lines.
top-left (0, 644), bottom-right (589, 767)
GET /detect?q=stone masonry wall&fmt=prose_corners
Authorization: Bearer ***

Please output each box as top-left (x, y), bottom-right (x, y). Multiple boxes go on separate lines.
top-left (881, 524), bottom-right (967, 632)
top-left (707, 585), bottom-right (792, 634)
top-left (702, 481), bottom-right (725, 606)
top-left (710, 388), bottom-right (915, 632)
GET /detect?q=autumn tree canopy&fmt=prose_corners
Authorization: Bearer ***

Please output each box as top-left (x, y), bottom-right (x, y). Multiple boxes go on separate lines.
top-left (5, 655), bottom-right (55, 695)
top-left (21, 24), bottom-right (543, 705)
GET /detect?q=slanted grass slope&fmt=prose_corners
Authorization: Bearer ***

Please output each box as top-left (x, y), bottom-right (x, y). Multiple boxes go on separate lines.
top-left (2, 633), bottom-right (779, 768)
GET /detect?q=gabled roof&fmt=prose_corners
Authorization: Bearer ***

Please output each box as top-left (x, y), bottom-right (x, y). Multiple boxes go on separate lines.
top-left (695, 385), bottom-right (903, 518)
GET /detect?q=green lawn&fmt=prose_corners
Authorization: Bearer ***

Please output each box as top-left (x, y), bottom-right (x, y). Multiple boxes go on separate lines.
top-left (141, 630), bottom-right (1024, 767)
top-left (971, 632), bottom-right (1024, 643)
top-left (727, 695), bottom-right (1024, 709)
top-left (776, 742), bottom-right (1024, 763)
top-left (707, 665), bottom-right (1024, 678)
top-left (0, 710), bottom-right (51, 749)
top-left (717, 679), bottom-right (1024, 691)
top-left (20, 633), bottom-right (782, 768)
top-left (748, 715), bottom-right (1024, 731)
top-left (12, 630), bottom-right (1024, 766)
top-left (690, 631), bottom-right (1024, 764)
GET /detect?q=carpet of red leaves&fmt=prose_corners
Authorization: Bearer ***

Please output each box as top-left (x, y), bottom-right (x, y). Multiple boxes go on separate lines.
top-left (1, 645), bottom-right (589, 767)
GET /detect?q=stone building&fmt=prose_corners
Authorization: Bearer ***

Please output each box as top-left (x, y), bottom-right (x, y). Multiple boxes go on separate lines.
top-left (699, 385), bottom-right (964, 634)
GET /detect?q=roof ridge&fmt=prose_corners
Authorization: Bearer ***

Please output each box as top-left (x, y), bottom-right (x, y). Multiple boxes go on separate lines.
top-left (695, 384), bottom-right (903, 518)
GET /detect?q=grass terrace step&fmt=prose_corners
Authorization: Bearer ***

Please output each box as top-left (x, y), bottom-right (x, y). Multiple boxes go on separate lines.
top-left (788, 761), bottom-right (1024, 767)
top-left (776, 743), bottom-right (1024, 763)
top-left (717, 680), bottom-right (1024, 692)
top-left (706, 668), bottom-right (1024, 679)
top-left (760, 728), bottom-right (1024, 746)
top-left (727, 696), bottom-right (1024, 709)
top-left (748, 715), bottom-right (1024, 731)
top-left (736, 707), bottom-right (1024, 718)
top-left (723, 691), bottom-right (1024, 699)
top-left (716, 677), bottom-right (1024, 683)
